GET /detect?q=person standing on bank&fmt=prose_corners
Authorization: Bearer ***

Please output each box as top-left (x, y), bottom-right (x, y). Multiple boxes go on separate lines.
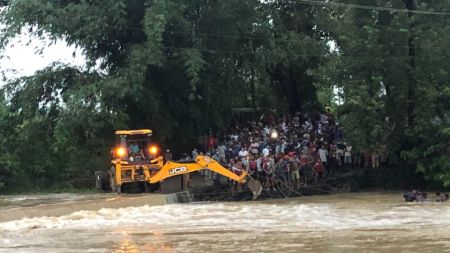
top-left (318, 145), bottom-right (328, 176)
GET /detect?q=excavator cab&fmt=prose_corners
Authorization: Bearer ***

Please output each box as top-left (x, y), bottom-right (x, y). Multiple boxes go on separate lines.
top-left (112, 129), bottom-right (159, 163)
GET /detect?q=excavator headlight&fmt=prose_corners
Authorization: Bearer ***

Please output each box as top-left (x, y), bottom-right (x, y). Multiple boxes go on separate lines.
top-left (149, 145), bottom-right (159, 155)
top-left (270, 130), bottom-right (278, 139)
top-left (115, 147), bottom-right (126, 157)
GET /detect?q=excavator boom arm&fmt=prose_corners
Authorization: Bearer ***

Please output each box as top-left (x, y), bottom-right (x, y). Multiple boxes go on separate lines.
top-left (147, 156), bottom-right (247, 184)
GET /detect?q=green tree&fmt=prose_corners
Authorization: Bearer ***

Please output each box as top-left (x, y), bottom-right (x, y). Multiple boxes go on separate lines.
top-left (0, 0), bottom-right (326, 191)
top-left (316, 0), bottom-right (450, 186)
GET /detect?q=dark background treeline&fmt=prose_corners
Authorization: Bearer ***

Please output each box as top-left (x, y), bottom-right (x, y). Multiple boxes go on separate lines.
top-left (0, 0), bottom-right (448, 192)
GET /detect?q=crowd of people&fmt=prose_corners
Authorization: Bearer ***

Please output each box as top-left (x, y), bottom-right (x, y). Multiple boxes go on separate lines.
top-left (173, 110), bottom-right (450, 200)
top-left (190, 110), bottom-right (372, 191)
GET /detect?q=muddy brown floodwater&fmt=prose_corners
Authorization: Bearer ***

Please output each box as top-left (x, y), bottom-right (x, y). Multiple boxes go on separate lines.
top-left (0, 192), bottom-right (450, 253)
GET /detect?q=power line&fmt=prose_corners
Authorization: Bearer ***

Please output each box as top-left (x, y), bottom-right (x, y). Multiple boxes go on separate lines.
top-left (93, 41), bottom-right (433, 59)
top-left (108, 24), bottom-right (445, 51)
top-left (7, 23), bottom-right (445, 58)
top-left (291, 0), bottom-right (450, 16)
top-left (161, 30), bottom-right (447, 51)
top-left (161, 45), bottom-right (433, 59)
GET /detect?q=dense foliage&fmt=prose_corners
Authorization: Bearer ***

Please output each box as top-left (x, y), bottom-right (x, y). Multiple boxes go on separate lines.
top-left (0, 0), bottom-right (448, 192)
top-left (315, 0), bottom-right (450, 186)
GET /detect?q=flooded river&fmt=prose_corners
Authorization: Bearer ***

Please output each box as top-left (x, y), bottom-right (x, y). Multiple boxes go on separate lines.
top-left (1, 192), bottom-right (449, 252)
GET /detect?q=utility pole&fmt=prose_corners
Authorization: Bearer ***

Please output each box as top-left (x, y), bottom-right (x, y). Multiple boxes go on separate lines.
top-left (250, 38), bottom-right (256, 110)
top-left (403, 0), bottom-right (416, 127)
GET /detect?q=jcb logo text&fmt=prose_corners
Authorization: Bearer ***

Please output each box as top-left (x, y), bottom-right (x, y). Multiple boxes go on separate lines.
top-left (169, 166), bottom-right (188, 175)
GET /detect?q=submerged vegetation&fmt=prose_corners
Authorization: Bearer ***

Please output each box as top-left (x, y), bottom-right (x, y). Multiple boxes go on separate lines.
top-left (0, 0), bottom-right (448, 192)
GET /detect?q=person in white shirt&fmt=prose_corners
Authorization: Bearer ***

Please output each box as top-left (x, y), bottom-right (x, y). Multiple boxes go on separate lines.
top-left (318, 146), bottom-right (328, 171)
top-left (250, 141), bottom-right (259, 156)
top-left (217, 144), bottom-right (226, 163)
top-left (262, 146), bottom-right (270, 157)
top-left (230, 134), bottom-right (239, 141)
top-left (238, 147), bottom-right (249, 158)
top-left (280, 140), bottom-right (287, 154)
top-left (191, 148), bottom-right (198, 160)
top-left (344, 144), bottom-right (352, 167)
top-left (320, 113), bottom-right (328, 125)
top-left (256, 156), bottom-right (262, 172)
top-left (281, 122), bottom-right (288, 133)
top-left (238, 147), bottom-right (249, 171)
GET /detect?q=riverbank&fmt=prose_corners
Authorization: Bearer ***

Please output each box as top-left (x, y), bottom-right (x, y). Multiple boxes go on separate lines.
top-left (0, 166), bottom-right (443, 223)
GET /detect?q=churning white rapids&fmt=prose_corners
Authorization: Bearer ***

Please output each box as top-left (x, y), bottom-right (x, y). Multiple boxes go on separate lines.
top-left (1, 192), bottom-right (450, 253)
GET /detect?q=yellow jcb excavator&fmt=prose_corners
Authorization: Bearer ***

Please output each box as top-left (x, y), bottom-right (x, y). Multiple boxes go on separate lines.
top-left (95, 129), bottom-right (262, 199)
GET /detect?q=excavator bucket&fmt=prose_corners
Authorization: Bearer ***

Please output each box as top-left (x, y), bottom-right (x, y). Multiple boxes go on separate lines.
top-left (247, 178), bottom-right (262, 200)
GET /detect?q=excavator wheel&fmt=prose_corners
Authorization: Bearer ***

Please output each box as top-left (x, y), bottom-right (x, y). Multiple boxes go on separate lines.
top-left (95, 171), bottom-right (111, 192)
top-left (145, 182), bottom-right (161, 192)
top-left (114, 182), bottom-right (159, 194)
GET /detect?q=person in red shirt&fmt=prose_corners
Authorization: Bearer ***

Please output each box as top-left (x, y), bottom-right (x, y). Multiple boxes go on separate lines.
top-left (249, 155), bottom-right (257, 177)
top-left (314, 160), bottom-right (324, 182)
top-left (300, 152), bottom-right (313, 186)
top-left (207, 134), bottom-right (217, 153)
